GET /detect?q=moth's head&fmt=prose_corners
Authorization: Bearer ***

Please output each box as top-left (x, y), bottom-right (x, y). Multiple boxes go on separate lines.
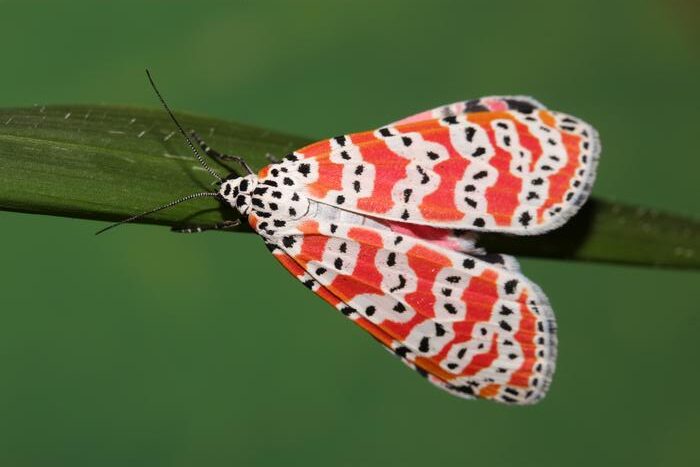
top-left (219, 174), bottom-right (258, 215)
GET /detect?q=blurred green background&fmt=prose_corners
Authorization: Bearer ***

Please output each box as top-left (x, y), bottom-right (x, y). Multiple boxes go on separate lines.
top-left (1, 1), bottom-right (699, 466)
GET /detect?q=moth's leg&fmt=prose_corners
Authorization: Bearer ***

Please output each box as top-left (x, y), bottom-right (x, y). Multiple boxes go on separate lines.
top-left (171, 219), bottom-right (241, 234)
top-left (189, 131), bottom-right (254, 175)
top-left (265, 152), bottom-right (281, 164)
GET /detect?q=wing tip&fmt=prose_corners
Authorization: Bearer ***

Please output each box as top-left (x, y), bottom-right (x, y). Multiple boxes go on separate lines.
top-left (504, 113), bottom-right (602, 237)
top-left (421, 273), bottom-right (559, 406)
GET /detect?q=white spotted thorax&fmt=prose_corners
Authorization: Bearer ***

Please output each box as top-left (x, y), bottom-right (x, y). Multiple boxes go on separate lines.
top-left (219, 172), bottom-right (311, 239)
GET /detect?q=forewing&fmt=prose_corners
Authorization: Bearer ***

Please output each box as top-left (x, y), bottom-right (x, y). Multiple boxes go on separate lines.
top-left (261, 96), bottom-right (599, 235)
top-left (267, 214), bottom-right (556, 404)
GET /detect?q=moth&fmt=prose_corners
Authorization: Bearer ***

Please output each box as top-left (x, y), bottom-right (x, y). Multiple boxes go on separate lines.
top-left (102, 73), bottom-right (600, 404)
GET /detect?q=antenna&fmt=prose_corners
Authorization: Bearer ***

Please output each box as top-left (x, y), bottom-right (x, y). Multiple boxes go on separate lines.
top-left (145, 69), bottom-right (222, 183)
top-left (95, 192), bottom-right (219, 235)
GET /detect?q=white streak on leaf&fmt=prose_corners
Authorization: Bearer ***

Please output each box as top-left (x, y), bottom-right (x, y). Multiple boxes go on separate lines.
top-left (163, 152), bottom-right (190, 161)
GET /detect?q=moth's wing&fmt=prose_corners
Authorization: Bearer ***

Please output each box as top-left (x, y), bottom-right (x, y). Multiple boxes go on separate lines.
top-left (268, 213), bottom-right (556, 404)
top-left (262, 98), bottom-right (600, 235)
top-left (390, 95), bottom-right (547, 126)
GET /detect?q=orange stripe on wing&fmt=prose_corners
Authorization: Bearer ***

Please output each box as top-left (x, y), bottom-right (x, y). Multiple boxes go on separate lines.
top-left (298, 139), bottom-right (344, 199)
top-left (294, 222), bottom-right (327, 268)
top-left (463, 332), bottom-right (500, 377)
top-left (356, 132), bottom-right (410, 214)
top-left (403, 244), bottom-right (452, 320)
top-left (453, 268), bottom-right (499, 346)
top-left (537, 131), bottom-right (583, 221)
top-left (469, 112), bottom-right (523, 226)
top-left (419, 125), bottom-right (468, 221)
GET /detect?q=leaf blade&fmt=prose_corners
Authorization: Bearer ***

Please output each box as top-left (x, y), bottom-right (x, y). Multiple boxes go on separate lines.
top-left (1, 104), bottom-right (698, 269)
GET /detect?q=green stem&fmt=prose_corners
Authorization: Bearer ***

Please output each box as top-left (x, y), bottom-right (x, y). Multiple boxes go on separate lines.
top-left (1, 105), bottom-right (698, 269)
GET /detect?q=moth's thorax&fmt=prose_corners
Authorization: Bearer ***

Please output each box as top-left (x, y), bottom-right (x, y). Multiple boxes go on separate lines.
top-left (219, 174), bottom-right (259, 216)
top-left (219, 172), bottom-right (310, 237)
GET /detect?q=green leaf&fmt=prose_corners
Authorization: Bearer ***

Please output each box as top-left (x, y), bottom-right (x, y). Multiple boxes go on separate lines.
top-left (1, 105), bottom-right (697, 269)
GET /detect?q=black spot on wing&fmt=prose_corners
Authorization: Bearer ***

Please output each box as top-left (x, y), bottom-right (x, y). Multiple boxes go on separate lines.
top-left (435, 323), bottom-right (446, 336)
top-left (500, 305), bottom-right (514, 316)
top-left (444, 303), bottom-right (458, 314)
top-left (465, 126), bottom-right (476, 142)
top-left (519, 211), bottom-right (532, 227)
top-left (504, 98), bottom-right (537, 114)
top-left (416, 165), bottom-right (430, 184)
top-left (419, 337), bottom-right (430, 353)
top-left (472, 147), bottom-right (486, 157)
top-left (297, 163), bottom-right (311, 177)
top-left (340, 306), bottom-right (356, 316)
top-left (464, 100), bottom-right (488, 113)
top-left (471, 253), bottom-right (505, 265)
top-left (449, 384), bottom-right (475, 396)
top-left (389, 275), bottom-right (407, 293)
